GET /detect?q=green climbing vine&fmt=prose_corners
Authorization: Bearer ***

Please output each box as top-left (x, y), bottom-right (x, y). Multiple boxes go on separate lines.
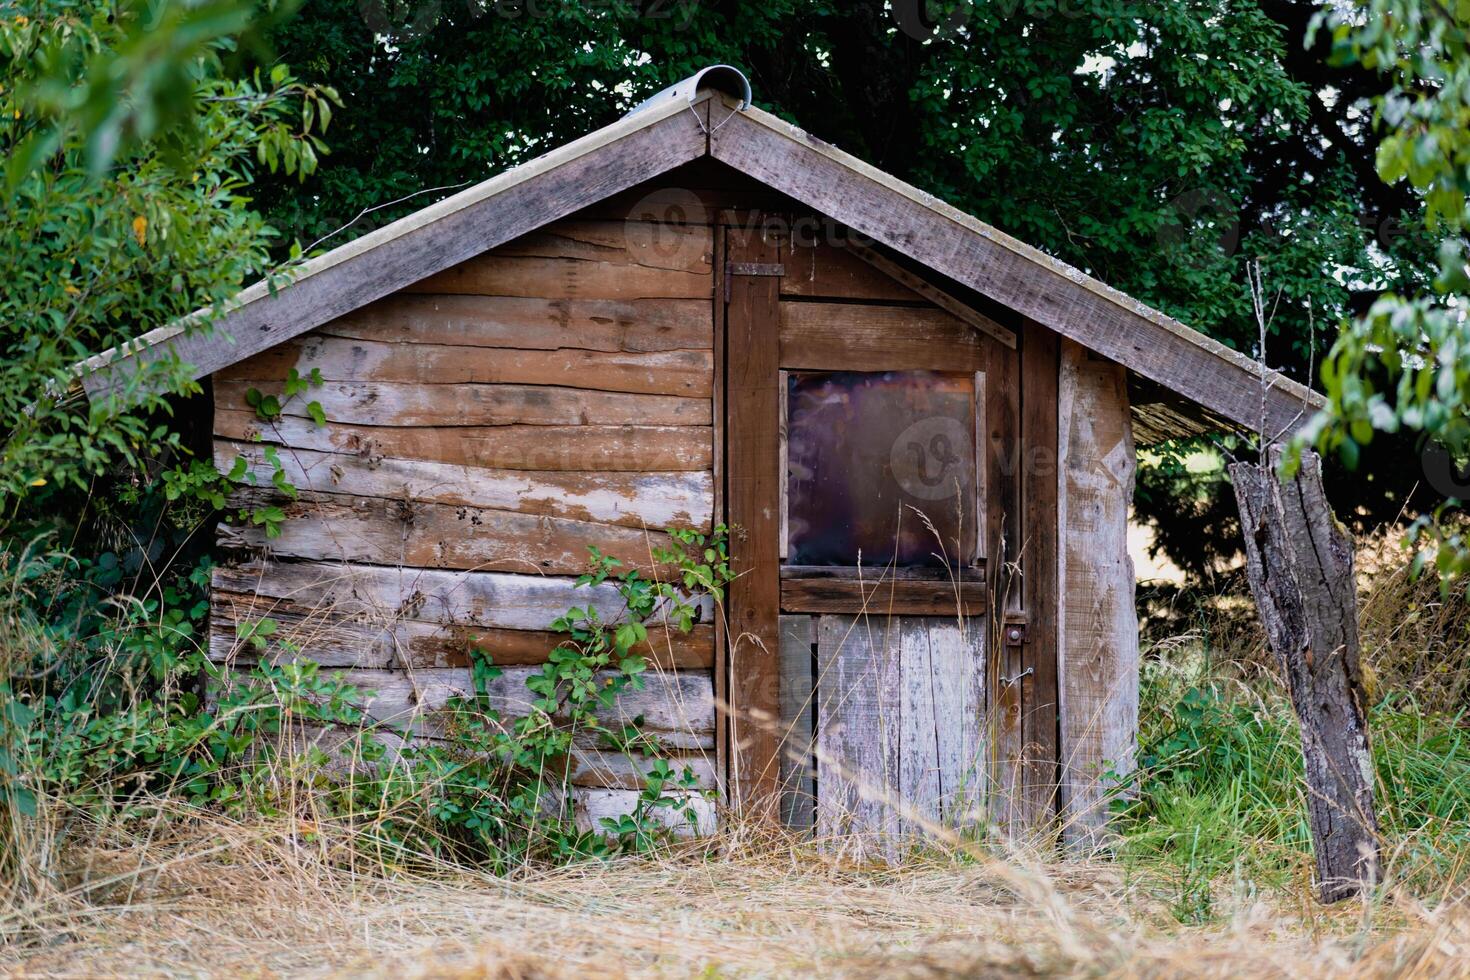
top-left (160, 366), bottom-right (326, 539)
top-left (211, 526), bottom-right (734, 868)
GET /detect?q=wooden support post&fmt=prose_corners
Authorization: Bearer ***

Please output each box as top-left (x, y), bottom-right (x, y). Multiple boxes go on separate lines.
top-left (1057, 341), bottom-right (1139, 850)
top-left (1019, 325), bottom-right (1061, 832)
top-left (985, 330), bottom-right (1024, 830)
top-left (724, 221), bottom-right (783, 819)
top-left (987, 321), bottom-right (1061, 838)
top-left (1229, 445), bottom-right (1379, 903)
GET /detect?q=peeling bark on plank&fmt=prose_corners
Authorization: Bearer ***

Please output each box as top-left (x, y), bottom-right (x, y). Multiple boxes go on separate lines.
top-left (214, 380), bottom-right (713, 429)
top-left (209, 560), bottom-right (715, 672)
top-left (211, 560), bottom-right (714, 631)
top-left (216, 441), bottom-right (713, 530)
top-left (571, 788), bottom-right (716, 837)
top-left (314, 294), bottom-right (712, 353)
top-left (565, 749), bottom-right (718, 792)
top-left (1230, 446), bottom-right (1378, 903)
top-left (210, 591), bottom-right (714, 671)
top-left (215, 666), bottom-right (715, 749)
top-left (221, 336), bottom-right (713, 397)
top-left (219, 489), bottom-right (680, 577)
top-left (265, 723), bottom-right (716, 814)
top-left (216, 411), bottom-right (712, 473)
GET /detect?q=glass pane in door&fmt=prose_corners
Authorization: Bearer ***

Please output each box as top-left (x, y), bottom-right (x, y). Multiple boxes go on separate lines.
top-left (786, 370), bottom-right (977, 568)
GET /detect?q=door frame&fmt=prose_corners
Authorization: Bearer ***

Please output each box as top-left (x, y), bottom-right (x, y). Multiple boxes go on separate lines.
top-left (719, 215), bottom-right (1061, 831)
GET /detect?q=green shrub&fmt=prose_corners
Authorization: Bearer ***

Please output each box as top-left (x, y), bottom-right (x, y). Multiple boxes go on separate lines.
top-left (1118, 651), bottom-right (1470, 921)
top-left (1, 526), bottom-right (732, 904)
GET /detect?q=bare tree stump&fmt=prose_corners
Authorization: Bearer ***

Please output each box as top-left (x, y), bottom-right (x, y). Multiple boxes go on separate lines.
top-left (1229, 446), bottom-right (1379, 903)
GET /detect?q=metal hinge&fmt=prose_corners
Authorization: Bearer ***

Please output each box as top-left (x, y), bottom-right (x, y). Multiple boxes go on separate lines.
top-left (726, 261), bottom-right (786, 277)
top-left (723, 260), bottom-right (786, 302)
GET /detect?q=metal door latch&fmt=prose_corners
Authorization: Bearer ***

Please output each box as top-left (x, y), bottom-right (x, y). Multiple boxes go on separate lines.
top-left (1000, 666), bottom-right (1034, 687)
top-left (1002, 622), bottom-right (1028, 647)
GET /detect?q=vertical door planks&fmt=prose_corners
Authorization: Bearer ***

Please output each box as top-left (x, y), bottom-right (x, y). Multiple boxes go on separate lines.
top-left (816, 614), bottom-right (901, 860)
top-left (778, 614), bottom-right (816, 830)
top-left (817, 614), bottom-right (986, 855)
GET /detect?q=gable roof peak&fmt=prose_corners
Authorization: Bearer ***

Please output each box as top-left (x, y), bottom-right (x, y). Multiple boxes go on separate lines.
top-left (77, 68), bottom-right (1322, 442)
top-left (627, 64), bottom-right (751, 119)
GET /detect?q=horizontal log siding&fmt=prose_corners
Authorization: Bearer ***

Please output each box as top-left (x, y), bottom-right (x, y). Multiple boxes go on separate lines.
top-left (210, 217), bottom-right (719, 795)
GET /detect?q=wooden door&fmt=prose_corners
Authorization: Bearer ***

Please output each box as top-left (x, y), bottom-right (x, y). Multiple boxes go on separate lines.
top-left (724, 221), bottom-right (1000, 854)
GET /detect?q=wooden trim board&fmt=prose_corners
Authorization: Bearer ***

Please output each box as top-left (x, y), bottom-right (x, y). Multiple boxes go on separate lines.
top-left (1019, 323), bottom-right (1061, 831)
top-left (780, 573), bottom-right (987, 617)
top-left (847, 244), bottom-right (1015, 349)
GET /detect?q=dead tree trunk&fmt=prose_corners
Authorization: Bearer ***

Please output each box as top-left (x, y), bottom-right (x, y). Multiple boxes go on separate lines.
top-left (1229, 445), bottom-right (1379, 903)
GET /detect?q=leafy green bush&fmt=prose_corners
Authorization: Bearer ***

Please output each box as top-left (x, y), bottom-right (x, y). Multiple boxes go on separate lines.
top-left (0, 1), bottom-right (337, 504)
top-left (2, 526), bottom-right (732, 901)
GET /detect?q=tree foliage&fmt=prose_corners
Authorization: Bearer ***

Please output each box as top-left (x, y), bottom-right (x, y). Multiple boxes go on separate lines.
top-left (255, 0), bottom-right (1440, 574)
top-left (1302, 0), bottom-right (1470, 589)
top-left (0, 0), bottom-right (336, 503)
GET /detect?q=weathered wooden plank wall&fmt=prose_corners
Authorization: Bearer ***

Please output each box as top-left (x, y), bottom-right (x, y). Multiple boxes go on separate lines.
top-left (209, 213), bottom-right (720, 821)
top-left (205, 173), bottom-right (1140, 843)
top-left (1056, 340), bottom-right (1139, 848)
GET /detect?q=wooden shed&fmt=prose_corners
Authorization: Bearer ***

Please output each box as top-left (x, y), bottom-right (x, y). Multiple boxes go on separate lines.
top-left (83, 66), bottom-right (1321, 848)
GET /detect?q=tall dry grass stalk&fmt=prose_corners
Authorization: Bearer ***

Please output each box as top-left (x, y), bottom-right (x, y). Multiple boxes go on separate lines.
top-left (1357, 530), bottom-right (1470, 713)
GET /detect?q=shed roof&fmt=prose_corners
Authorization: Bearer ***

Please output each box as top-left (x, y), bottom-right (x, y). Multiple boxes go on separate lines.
top-left (78, 68), bottom-right (1322, 442)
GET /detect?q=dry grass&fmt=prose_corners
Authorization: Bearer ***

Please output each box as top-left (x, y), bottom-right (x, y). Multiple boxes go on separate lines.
top-left (1146, 522), bottom-right (1470, 714)
top-left (5, 524), bottom-right (1468, 978)
top-left (1357, 532), bottom-right (1470, 713)
top-left (0, 807), bottom-right (1466, 979)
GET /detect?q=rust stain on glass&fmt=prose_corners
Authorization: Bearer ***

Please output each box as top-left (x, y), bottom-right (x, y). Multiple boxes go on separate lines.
top-left (786, 370), bottom-right (977, 568)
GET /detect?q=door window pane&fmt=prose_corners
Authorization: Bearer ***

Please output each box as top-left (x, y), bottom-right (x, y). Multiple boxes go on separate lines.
top-left (786, 370), bottom-right (978, 568)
